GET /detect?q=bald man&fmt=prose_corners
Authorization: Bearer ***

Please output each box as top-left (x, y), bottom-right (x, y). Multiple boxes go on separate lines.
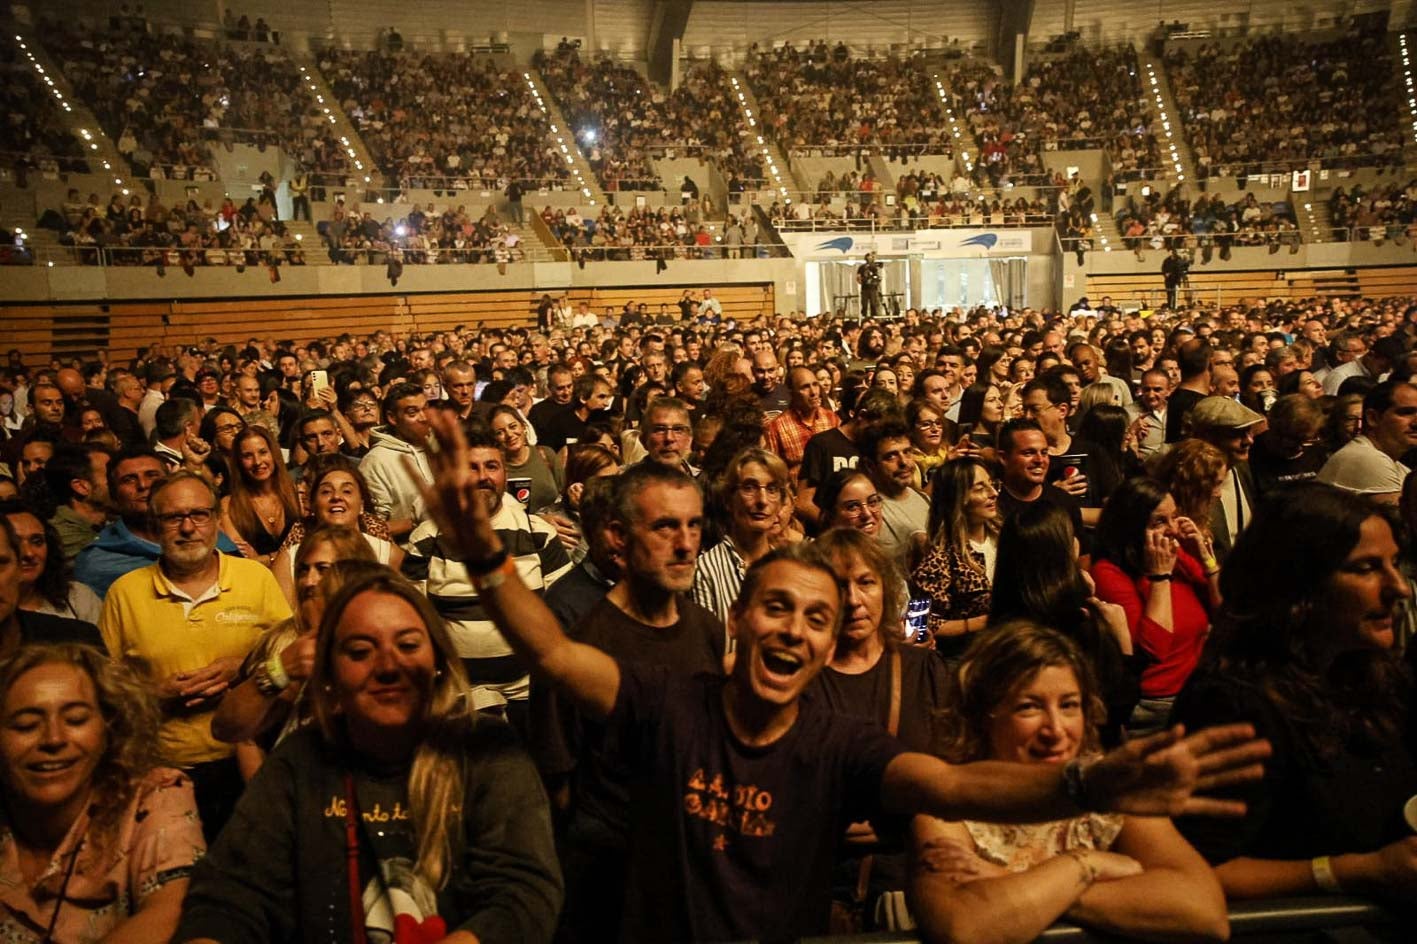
top-left (56, 366), bottom-right (123, 439)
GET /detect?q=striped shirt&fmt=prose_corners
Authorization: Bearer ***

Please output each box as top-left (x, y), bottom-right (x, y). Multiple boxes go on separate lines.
top-left (692, 535), bottom-right (747, 652)
top-left (403, 498), bottom-right (573, 701)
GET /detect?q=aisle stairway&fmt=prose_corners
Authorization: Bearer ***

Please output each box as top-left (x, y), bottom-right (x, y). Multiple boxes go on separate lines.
top-left (1135, 52), bottom-right (1197, 185)
top-left (726, 72), bottom-right (797, 199)
top-left (17, 31), bottom-right (129, 181)
top-left (293, 55), bottom-right (380, 189)
top-left (523, 69), bottom-right (608, 208)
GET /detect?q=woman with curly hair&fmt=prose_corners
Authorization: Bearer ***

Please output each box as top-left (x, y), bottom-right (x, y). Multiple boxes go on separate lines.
top-left (0, 643), bottom-right (206, 942)
top-left (1149, 439), bottom-right (1229, 538)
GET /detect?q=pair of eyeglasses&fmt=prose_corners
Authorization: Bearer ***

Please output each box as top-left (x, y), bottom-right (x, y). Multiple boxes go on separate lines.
top-left (840, 494), bottom-right (884, 515)
top-left (738, 482), bottom-right (783, 500)
top-left (155, 507), bottom-right (216, 530)
top-left (915, 420), bottom-right (942, 429)
top-left (648, 424), bottom-right (692, 438)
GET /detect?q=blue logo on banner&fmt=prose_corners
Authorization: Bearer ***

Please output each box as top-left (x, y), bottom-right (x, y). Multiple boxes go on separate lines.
top-left (814, 236), bottom-right (854, 253)
top-left (961, 233), bottom-right (999, 249)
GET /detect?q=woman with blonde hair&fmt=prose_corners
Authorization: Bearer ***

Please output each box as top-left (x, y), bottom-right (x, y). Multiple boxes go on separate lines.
top-left (1149, 439), bottom-right (1229, 539)
top-left (0, 644), bottom-right (206, 943)
top-left (176, 567), bottom-right (562, 943)
top-left (219, 425), bottom-right (301, 567)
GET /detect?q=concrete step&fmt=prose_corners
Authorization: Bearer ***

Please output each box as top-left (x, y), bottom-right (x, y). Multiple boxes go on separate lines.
top-left (20, 29), bottom-right (130, 182)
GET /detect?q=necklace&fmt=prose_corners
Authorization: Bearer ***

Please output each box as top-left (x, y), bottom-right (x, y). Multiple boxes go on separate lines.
top-left (252, 495), bottom-right (281, 527)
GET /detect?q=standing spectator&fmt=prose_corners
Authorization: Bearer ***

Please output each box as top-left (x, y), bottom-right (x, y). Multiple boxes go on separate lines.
top-left (1317, 379), bottom-right (1417, 502)
top-left (99, 471), bottom-right (290, 839)
top-left (1126, 368), bottom-right (1170, 460)
top-left (858, 420), bottom-right (928, 562)
top-left (401, 424), bottom-right (571, 734)
top-left (220, 426), bottom-right (301, 567)
top-left (765, 367), bottom-right (841, 475)
top-left (1, 501), bottom-right (103, 626)
top-left (1091, 477), bottom-right (1220, 736)
top-left (41, 443), bottom-right (111, 562)
top-left (911, 458), bottom-right (998, 662)
top-left (359, 382), bottom-right (434, 541)
top-left (1165, 340), bottom-right (1212, 443)
top-left (694, 449), bottom-right (789, 627)
top-left (1187, 397), bottom-right (1262, 559)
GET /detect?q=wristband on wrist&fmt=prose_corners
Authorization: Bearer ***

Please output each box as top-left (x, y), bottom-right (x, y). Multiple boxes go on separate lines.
top-left (1311, 855), bottom-right (1343, 893)
top-left (1062, 849), bottom-right (1098, 887)
top-left (472, 556), bottom-right (517, 592)
top-left (266, 652), bottom-right (290, 691)
top-left (463, 546), bottom-right (509, 577)
top-left (1146, 572), bottom-right (1174, 581)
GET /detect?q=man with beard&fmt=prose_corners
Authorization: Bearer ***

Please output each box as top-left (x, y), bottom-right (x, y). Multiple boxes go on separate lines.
top-left (858, 419), bottom-right (928, 561)
top-left (359, 382), bottom-right (434, 540)
top-left (99, 471), bottom-right (288, 839)
top-left (402, 422), bottom-right (572, 736)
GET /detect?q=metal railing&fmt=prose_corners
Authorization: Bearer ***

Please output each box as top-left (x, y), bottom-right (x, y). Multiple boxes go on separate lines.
top-left (794, 895), bottom-right (1398, 943)
top-left (779, 143), bottom-right (959, 158)
top-left (1193, 152), bottom-right (1406, 178)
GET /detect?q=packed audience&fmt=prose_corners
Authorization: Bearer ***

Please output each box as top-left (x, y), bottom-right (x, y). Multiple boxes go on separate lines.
top-left (1115, 188), bottom-right (1302, 259)
top-left (42, 186), bottom-right (304, 272)
top-left (321, 50), bottom-right (570, 192)
top-left (1166, 32), bottom-right (1403, 180)
top-left (1330, 181), bottom-right (1417, 244)
top-left (2, 41), bottom-right (89, 179)
top-left (532, 47), bottom-right (665, 191)
top-left (744, 42), bottom-right (953, 157)
top-left (316, 199), bottom-right (526, 270)
top-left (38, 22), bottom-right (342, 181)
top-left (1, 291), bottom-right (1416, 942)
top-left (539, 203), bottom-right (752, 261)
top-left (940, 48), bottom-right (1155, 188)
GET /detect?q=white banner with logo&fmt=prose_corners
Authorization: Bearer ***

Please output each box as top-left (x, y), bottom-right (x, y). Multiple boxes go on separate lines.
top-left (780, 229), bottom-right (1033, 260)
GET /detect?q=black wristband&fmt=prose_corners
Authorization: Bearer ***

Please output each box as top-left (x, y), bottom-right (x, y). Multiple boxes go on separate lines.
top-left (1146, 572), bottom-right (1174, 581)
top-left (1062, 757), bottom-right (1097, 812)
top-left (462, 547), bottom-right (509, 577)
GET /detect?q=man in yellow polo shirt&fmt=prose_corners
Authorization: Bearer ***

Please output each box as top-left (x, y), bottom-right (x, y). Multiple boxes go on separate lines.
top-left (99, 470), bottom-right (289, 840)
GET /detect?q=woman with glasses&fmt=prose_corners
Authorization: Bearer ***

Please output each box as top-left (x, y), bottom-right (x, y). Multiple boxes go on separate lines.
top-left (909, 459), bottom-right (999, 662)
top-left (815, 469), bottom-right (884, 536)
top-left (199, 406), bottom-right (246, 456)
top-left (334, 388), bottom-right (380, 457)
top-left (693, 448), bottom-right (792, 626)
top-left (489, 405), bottom-right (563, 513)
top-left (906, 399), bottom-right (951, 489)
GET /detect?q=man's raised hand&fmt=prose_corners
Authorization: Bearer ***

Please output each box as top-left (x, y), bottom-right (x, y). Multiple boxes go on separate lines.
top-left (1084, 723), bottom-right (1269, 818)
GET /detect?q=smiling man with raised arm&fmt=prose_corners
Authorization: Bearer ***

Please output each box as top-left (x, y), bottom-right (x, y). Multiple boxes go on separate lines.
top-left (416, 412), bottom-right (1270, 944)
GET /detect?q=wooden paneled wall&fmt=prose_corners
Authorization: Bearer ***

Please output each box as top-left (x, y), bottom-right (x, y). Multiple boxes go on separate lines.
top-left (0, 283), bottom-right (774, 365)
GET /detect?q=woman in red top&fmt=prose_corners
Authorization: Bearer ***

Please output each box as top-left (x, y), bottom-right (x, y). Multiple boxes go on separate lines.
top-left (1090, 477), bottom-right (1221, 738)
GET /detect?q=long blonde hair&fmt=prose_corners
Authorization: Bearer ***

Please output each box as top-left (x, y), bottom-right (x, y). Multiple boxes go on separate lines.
top-left (309, 567), bottom-right (475, 890)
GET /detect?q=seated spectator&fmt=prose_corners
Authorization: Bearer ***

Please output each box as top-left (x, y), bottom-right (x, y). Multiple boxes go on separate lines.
top-left (0, 644), bottom-right (206, 941)
top-left (1173, 483), bottom-right (1417, 902)
top-left (907, 622), bottom-right (1227, 943)
top-left (174, 566), bottom-right (563, 942)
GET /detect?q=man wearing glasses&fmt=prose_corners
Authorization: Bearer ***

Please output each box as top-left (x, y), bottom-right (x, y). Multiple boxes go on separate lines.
top-left (98, 470), bottom-right (289, 840)
top-left (637, 398), bottom-right (699, 477)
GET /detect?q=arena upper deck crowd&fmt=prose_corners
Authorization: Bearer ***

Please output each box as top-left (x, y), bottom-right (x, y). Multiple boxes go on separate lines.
top-left (0, 288), bottom-right (1415, 942)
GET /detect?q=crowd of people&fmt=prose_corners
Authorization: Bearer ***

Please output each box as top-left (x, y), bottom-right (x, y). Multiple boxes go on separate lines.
top-left (0, 290), bottom-right (1416, 941)
top-left (39, 21), bottom-right (341, 182)
top-left (533, 46), bottom-right (664, 191)
top-left (2, 41), bottom-right (89, 181)
top-left (939, 47), bottom-right (1155, 190)
top-left (316, 199), bottom-right (526, 271)
top-left (1166, 32), bottom-right (1404, 181)
top-left (1115, 188), bottom-right (1302, 261)
top-left (320, 49), bottom-right (571, 193)
top-left (1331, 181), bottom-right (1417, 245)
top-left (744, 43), bottom-right (954, 157)
top-left (44, 186), bottom-right (305, 274)
top-left (539, 202), bottom-right (753, 262)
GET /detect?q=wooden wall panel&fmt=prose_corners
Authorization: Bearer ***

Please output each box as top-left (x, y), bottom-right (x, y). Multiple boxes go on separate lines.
top-left (0, 282), bottom-right (776, 365)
